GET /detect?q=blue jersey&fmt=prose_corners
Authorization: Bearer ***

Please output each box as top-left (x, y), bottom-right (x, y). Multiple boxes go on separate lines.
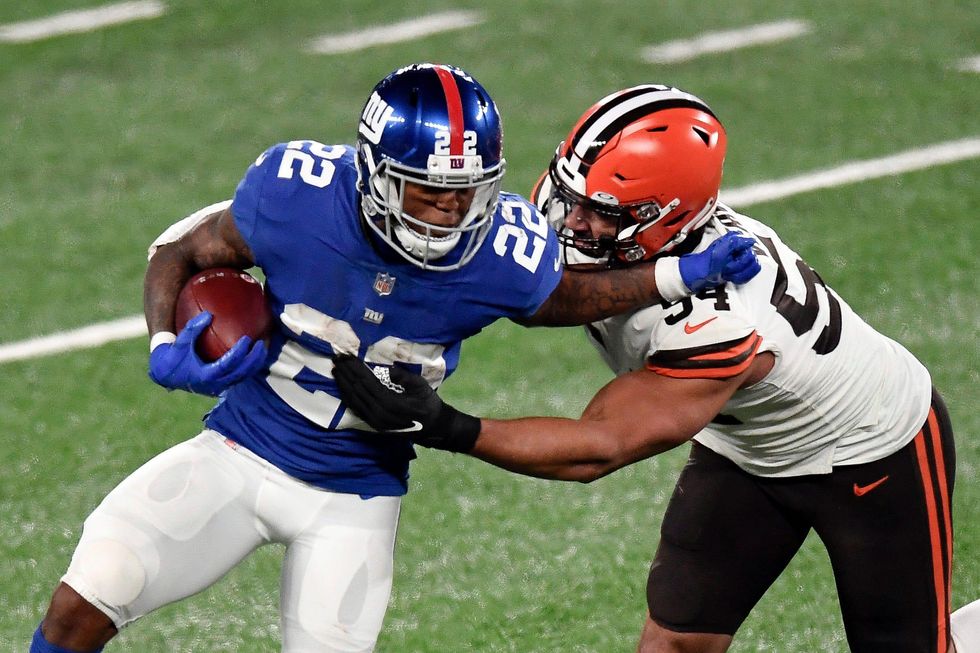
top-left (205, 141), bottom-right (562, 496)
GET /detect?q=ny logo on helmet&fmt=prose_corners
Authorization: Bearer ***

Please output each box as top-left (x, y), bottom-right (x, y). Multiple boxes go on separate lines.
top-left (359, 92), bottom-right (394, 145)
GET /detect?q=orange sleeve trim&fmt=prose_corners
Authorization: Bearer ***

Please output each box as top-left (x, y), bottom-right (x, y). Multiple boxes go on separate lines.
top-left (646, 332), bottom-right (762, 379)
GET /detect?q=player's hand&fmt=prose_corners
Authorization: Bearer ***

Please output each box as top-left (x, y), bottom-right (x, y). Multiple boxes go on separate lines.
top-left (679, 232), bottom-right (761, 293)
top-left (331, 354), bottom-right (480, 453)
top-left (149, 311), bottom-right (267, 396)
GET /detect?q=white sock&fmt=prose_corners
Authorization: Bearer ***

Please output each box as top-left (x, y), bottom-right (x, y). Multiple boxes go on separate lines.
top-left (952, 599), bottom-right (980, 652)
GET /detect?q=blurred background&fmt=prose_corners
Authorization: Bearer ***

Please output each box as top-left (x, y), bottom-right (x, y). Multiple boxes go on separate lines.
top-left (1, 1), bottom-right (977, 650)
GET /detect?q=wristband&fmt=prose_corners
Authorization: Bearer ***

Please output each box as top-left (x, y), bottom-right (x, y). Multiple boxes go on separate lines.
top-left (430, 408), bottom-right (481, 453)
top-left (149, 331), bottom-right (177, 352)
top-left (654, 257), bottom-right (689, 303)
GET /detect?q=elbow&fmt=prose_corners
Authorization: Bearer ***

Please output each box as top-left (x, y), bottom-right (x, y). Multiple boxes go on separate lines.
top-left (563, 433), bottom-right (639, 483)
top-left (511, 310), bottom-right (556, 328)
top-left (569, 461), bottom-right (619, 484)
top-left (568, 434), bottom-right (675, 483)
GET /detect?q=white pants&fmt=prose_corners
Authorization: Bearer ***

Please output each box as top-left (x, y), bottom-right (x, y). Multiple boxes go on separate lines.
top-left (62, 430), bottom-right (401, 652)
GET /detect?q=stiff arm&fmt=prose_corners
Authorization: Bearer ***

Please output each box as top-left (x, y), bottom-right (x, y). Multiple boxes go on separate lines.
top-left (471, 368), bottom-right (746, 482)
top-left (329, 350), bottom-right (774, 483)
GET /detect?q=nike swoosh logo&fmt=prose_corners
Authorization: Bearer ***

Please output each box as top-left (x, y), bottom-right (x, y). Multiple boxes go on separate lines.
top-left (684, 317), bottom-right (718, 334)
top-left (853, 475), bottom-right (890, 496)
top-left (389, 421), bottom-right (423, 433)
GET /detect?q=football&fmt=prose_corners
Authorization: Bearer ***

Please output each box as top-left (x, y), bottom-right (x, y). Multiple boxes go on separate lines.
top-left (175, 268), bottom-right (273, 362)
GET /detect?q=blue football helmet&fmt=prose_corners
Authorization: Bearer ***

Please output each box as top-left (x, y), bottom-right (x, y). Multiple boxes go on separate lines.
top-left (356, 63), bottom-right (506, 271)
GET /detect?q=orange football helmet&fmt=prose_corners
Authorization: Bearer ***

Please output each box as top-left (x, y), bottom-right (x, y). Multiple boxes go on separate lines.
top-left (545, 84), bottom-right (727, 262)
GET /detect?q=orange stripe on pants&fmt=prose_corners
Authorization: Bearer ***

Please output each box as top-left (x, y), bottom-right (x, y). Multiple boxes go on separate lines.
top-left (913, 414), bottom-right (948, 653)
top-left (927, 409), bottom-right (953, 609)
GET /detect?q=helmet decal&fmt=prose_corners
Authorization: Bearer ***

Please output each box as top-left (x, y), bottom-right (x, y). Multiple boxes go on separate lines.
top-left (359, 92), bottom-right (394, 145)
top-left (432, 65), bottom-right (465, 156)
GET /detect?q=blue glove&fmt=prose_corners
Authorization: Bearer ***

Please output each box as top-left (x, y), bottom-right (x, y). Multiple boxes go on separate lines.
top-left (679, 232), bottom-right (761, 294)
top-left (148, 311), bottom-right (267, 396)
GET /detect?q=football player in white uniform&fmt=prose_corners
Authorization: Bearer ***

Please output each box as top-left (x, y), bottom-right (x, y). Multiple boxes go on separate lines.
top-left (330, 85), bottom-right (977, 652)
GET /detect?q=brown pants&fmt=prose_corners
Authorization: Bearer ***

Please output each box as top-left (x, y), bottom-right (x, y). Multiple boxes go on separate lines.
top-left (648, 389), bottom-right (955, 653)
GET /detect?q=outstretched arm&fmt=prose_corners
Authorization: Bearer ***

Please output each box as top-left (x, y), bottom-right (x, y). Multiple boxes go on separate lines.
top-left (470, 370), bottom-right (740, 481)
top-left (518, 232), bottom-right (759, 327)
top-left (330, 354), bottom-right (767, 482)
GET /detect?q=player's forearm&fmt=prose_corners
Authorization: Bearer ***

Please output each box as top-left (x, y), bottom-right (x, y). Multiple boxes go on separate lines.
top-left (143, 243), bottom-right (199, 336)
top-left (469, 416), bottom-right (639, 483)
top-left (144, 209), bottom-right (255, 338)
top-left (518, 261), bottom-right (662, 327)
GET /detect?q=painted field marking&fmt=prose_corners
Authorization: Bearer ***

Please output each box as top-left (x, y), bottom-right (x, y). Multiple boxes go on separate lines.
top-left (720, 136), bottom-right (980, 207)
top-left (0, 1), bottom-right (165, 43)
top-left (307, 10), bottom-right (483, 55)
top-left (0, 316), bottom-right (146, 364)
top-left (956, 56), bottom-right (980, 73)
top-left (641, 19), bottom-right (810, 63)
top-left (1, 136), bottom-right (978, 364)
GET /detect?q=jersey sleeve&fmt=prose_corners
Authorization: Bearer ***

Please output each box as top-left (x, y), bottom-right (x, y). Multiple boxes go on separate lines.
top-left (505, 196), bottom-right (563, 317)
top-left (231, 143), bottom-right (288, 267)
top-left (644, 288), bottom-right (762, 379)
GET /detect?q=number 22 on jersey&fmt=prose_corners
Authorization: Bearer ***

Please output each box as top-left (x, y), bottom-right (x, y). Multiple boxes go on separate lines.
top-left (266, 304), bottom-right (448, 430)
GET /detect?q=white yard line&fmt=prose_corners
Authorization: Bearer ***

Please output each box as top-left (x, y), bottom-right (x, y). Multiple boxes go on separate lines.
top-left (0, 1), bottom-right (165, 43)
top-left (1, 136), bottom-right (978, 365)
top-left (307, 10), bottom-right (484, 55)
top-left (641, 19), bottom-right (810, 64)
top-left (720, 136), bottom-right (980, 207)
top-left (0, 317), bottom-right (146, 364)
top-left (956, 55), bottom-right (980, 73)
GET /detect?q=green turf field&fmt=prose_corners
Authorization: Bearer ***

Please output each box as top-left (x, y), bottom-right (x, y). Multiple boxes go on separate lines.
top-left (1, 1), bottom-right (977, 651)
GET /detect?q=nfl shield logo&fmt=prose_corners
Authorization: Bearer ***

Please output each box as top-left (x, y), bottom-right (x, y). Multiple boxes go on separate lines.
top-left (373, 272), bottom-right (396, 296)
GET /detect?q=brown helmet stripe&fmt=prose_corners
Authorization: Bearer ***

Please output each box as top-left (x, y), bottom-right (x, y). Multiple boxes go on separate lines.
top-left (568, 86), bottom-right (717, 167)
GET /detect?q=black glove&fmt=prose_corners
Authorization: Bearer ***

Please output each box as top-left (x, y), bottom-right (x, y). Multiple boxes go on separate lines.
top-left (331, 354), bottom-right (481, 453)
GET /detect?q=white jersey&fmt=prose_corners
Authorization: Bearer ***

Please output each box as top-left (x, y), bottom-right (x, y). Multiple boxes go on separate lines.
top-left (585, 206), bottom-right (932, 477)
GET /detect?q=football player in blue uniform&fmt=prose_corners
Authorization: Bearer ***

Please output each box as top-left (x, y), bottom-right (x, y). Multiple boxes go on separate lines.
top-left (30, 65), bottom-right (758, 653)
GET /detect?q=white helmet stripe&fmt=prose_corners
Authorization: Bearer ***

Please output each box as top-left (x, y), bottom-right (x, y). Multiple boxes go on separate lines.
top-left (567, 85), bottom-right (712, 174)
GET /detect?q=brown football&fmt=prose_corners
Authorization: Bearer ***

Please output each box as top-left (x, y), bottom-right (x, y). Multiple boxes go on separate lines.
top-left (175, 268), bottom-right (273, 362)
